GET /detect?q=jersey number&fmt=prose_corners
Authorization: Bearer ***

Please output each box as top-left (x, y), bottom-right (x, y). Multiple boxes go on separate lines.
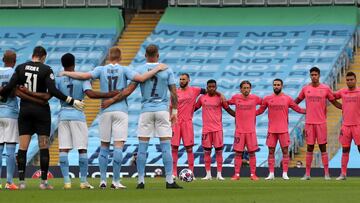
top-left (151, 76), bottom-right (158, 97)
top-left (67, 84), bottom-right (74, 97)
top-left (107, 76), bottom-right (118, 91)
top-left (25, 72), bottom-right (38, 92)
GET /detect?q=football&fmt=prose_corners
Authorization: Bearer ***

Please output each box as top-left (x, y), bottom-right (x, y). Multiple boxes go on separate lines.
top-left (179, 168), bottom-right (194, 182)
top-left (154, 168), bottom-right (163, 177)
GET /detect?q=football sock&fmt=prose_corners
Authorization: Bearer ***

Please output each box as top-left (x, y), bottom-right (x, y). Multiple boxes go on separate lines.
top-left (215, 150), bottom-right (223, 173)
top-left (0, 144), bottom-right (3, 184)
top-left (204, 150), bottom-right (211, 172)
top-left (79, 153), bottom-right (88, 183)
top-left (6, 144), bottom-right (16, 184)
top-left (99, 146), bottom-right (109, 182)
top-left (234, 152), bottom-right (242, 175)
top-left (249, 153), bottom-right (256, 175)
top-left (40, 149), bottom-right (49, 181)
top-left (172, 146), bottom-right (179, 176)
top-left (268, 153), bottom-right (275, 173)
top-left (112, 147), bottom-right (123, 183)
top-left (137, 141), bottom-right (149, 184)
top-left (341, 152), bottom-right (349, 176)
top-left (282, 153), bottom-right (289, 173)
top-left (160, 140), bottom-right (173, 184)
top-left (187, 148), bottom-right (195, 173)
top-left (321, 152), bottom-right (329, 176)
top-left (59, 152), bottom-right (70, 184)
top-left (305, 152), bottom-right (313, 176)
top-left (17, 149), bottom-right (27, 181)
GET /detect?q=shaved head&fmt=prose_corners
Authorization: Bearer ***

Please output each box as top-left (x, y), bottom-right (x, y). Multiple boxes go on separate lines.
top-left (2, 50), bottom-right (16, 67)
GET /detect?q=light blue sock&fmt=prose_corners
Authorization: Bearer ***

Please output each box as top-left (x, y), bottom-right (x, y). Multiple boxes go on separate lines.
top-left (79, 153), bottom-right (88, 183)
top-left (5, 144), bottom-right (16, 184)
top-left (112, 147), bottom-right (123, 183)
top-left (99, 147), bottom-right (109, 182)
top-left (0, 144), bottom-right (3, 183)
top-left (59, 152), bottom-right (70, 184)
top-left (160, 140), bottom-right (173, 184)
top-left (136, 141), bottom-right (149, 184)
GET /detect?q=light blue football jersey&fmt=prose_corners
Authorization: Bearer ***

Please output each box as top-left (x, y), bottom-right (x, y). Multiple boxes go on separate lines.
top-left (56, 76), bottom-right (92, 122)
top-left (0, 67), bottom-right (18, 119)
top-left (90, 64), bottom-right (136, 113)
top-left (135, 63), bottom-right (176, 113)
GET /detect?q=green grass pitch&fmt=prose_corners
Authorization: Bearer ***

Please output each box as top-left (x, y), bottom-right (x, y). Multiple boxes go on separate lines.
top-left (0, 177), bottom-right (359, 203)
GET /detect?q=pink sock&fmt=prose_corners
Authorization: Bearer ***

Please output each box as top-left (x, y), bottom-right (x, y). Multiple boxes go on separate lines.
top-left (234, 153), bottom-right (242, 174)
top-left (172, 146), bottom-right (179, 176)
top-left (268, 154), bottom-right (275, 173)
top-left (282, 154), bottom-right (289, 173)
top-left (341, 152), bottom-right (349, 176)
top-left (215, 150), bottom-right (223, 173)
top-left (321, 152), bottom-right (329, 176)
top-left (249, 154), bottom-right (256, 175)
top-left (306, 152), bottom-right (313, 176)
top-left (187, 148), bottom-right (194, 172)
top-left (204, 150), bottom-right (211, 172)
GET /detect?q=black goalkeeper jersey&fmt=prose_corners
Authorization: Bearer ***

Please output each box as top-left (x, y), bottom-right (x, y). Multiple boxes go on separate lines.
top-left (0, 61), bottom-right (68, 108)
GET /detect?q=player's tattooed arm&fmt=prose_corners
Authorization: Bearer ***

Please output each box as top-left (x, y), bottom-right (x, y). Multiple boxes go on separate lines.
top-left (133, 63), bottom-right (168, 82)
top-left (294, 97), bottom-right (303, 104)
top-left (256, 101), bottom-right (267, 116)
top-left (85, 89), bottom-right (119, 99)
top-left (169, 84), bottom-right (178, 125)
top-left (60, 71), bottom-right (92, 80)
top-left (17, 85), bottom-right (51, 101)
top-left (330, 99), bottom-right (342, 110)
top-left (289, 99), bottom-right (306, 114)
top-left (224, 107), bottom-right (235, 117)
top-left (15, 88), bottom-right (48, 105)
top-left (101, 82), bottom-right (138, 109)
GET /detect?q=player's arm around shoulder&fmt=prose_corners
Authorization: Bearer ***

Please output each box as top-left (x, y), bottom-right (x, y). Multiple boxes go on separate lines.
top-left (288, 95), bottom-right (306, 114)
top-left (168, 84), bottom-right (178, 125)
top-left (328, 87), bottom-right (342, 110)
top-left (101, 82), bottom-right (138, 109)
top-left (133, 63), bottom-right (168, 82)
top-left (256, 96), bottom-right (267, 116)
top-left (220, 94), bottom-right (235, 117)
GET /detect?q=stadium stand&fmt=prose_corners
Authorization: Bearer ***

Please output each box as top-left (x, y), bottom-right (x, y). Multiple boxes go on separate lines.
top-left (1, 5), bottom-right (359, 171)
top-left (0, 8), bottom-right (122, 165)
top-left (82, 7), bottom-right (357, 168)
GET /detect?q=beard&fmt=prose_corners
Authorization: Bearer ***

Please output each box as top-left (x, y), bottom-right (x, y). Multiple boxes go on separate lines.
top-left (180, 82), bottom-right (188, 88)
top-left (273, 88), bottom-right (282, 95)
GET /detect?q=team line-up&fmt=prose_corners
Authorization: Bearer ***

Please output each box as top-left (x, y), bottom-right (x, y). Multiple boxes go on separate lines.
top-left (0, 44), bottom-right (358, 190)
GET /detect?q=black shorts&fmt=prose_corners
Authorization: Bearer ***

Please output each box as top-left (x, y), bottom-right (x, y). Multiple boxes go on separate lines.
top-left (18, 105), bottom-right (51, 136)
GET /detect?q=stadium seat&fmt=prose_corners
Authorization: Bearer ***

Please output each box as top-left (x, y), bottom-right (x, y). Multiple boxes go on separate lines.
top-left (244, 0), bottom-right (266, 6)
top-left (334, 0), bottom-right (355, 4)
top-left (177, 0), bottom-right (198, 5)
top-left (65, 0), bottom-right (85, 7)
top-left (20, 0), bottom-right (41, 7)
top-left (0, 0), bottom-right (19, 7)
top-left (110, 0), bottom-right (122, 6)
top-left (88, 0), bottom-right (108, 7)
top-left (43, 0), bottom-right (64, 7)
top-left (267, 0), bottom-right (288, 6)
top-left (199, 0), bottom-right (221, 5)
top-left (223, 0), bottom-right (243, 5)
top-left (289, 0), bottom-right (310, 5)
top-left (311, 0), bottom-right (333, 5)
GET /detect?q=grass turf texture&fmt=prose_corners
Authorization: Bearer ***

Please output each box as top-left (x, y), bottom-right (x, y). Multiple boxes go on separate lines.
top-left (0, 178), bottom-right (359, 203)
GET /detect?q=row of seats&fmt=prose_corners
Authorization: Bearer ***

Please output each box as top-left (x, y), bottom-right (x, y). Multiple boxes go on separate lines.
top-left (169, 0), bottom-right (358, 6)
top-left (0, 0), bottom-right (123, 8)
